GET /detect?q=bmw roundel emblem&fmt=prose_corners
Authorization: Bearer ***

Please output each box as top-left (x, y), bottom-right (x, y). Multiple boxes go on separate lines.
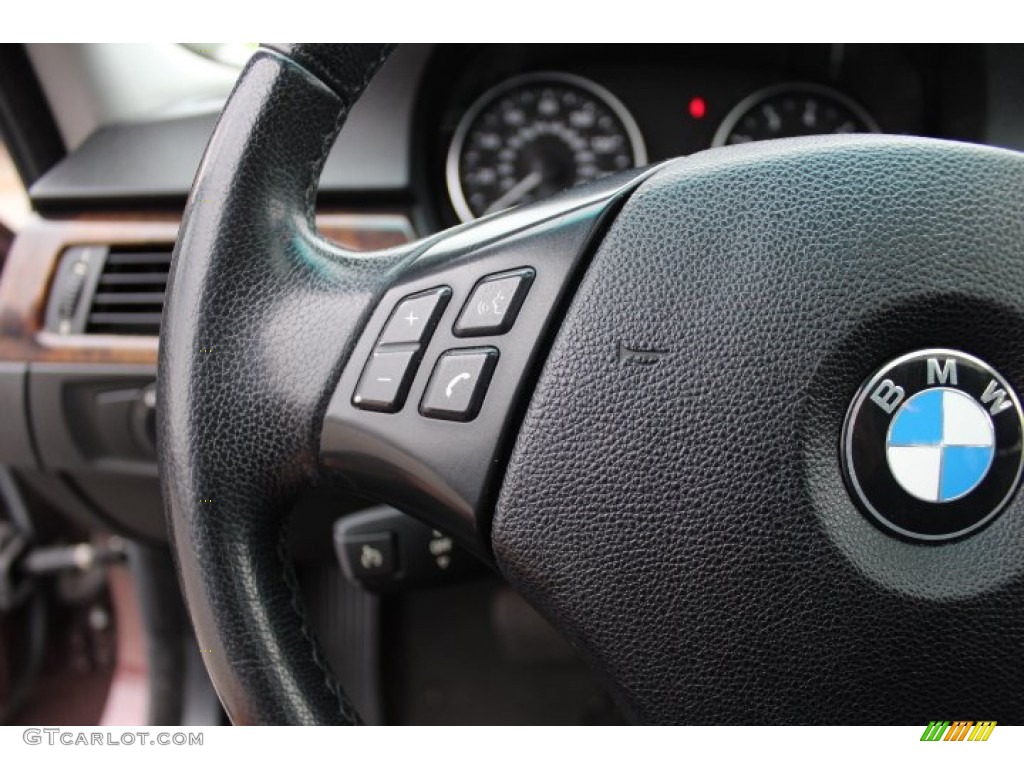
top-left (842, 349), bottom-right (1024, 541)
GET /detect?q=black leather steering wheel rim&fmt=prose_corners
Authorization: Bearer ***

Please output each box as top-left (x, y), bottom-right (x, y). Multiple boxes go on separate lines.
top-left (159, 44), bottom-right (398, 725)
top-left (161, 44), bottom-right (1024, 725)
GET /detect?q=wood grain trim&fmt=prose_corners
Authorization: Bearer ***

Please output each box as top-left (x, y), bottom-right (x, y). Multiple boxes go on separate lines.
top-left (0, 212), bottom-right (414, 366)
top-left (317, 213), bottom-right (415, 251)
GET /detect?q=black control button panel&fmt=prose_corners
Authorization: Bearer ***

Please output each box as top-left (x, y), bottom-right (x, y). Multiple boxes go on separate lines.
top-left (379, 286), bottom-right (450, 345)
top-left (454, 268), bottom-right (534, 337)
top-left (420, 348), bottom-right (499, 421)
top-left (353, 286), bottom-right (451, 412)
top-left (334, 507), bottom-right (485, 592)
top-left (352, 347), bottom-right (419, 412)
top-left (324, 166), bottom-right (658, 552)
top-left (340, 531), bottom-right (398, 581)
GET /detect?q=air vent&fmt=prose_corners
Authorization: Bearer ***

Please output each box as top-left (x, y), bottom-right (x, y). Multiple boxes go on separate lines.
top-left (85, 247), bottom-right (171, 336)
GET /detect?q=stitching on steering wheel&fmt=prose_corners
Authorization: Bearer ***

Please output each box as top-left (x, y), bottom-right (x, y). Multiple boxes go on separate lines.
top-left (277, 516), bottom-right (360, 724)
top-left (263, 47), bottom-right (389, 724)
top-left (297, 46), bottom-right (395, 225)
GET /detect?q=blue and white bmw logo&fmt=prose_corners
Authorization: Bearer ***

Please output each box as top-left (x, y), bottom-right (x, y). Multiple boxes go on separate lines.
top-left (887, 388), bottom-right (994, 503)
top-left (843, 349), bottom-right (1024, 541)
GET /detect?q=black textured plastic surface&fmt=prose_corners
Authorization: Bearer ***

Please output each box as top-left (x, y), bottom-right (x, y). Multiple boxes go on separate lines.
top-left (492, 136), bottom-right (1024, 724)
top-left (320, 176), bottom-right (652, 551)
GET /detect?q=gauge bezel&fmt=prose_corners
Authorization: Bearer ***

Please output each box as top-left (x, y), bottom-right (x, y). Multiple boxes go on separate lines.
top-left (711, 81), bottom-right (881, 148)
top-left (445, 71), bottom-right (648, 223)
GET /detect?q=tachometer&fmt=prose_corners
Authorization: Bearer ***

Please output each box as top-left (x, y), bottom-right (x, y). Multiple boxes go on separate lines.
top-left (712, 83), bottom-right (878, 147)
top-left (446, 72), bottom-right (646, 222)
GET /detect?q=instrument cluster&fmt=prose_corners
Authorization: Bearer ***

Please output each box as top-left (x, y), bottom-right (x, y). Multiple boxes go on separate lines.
top-left (422, 45), bottom-right (983, 226)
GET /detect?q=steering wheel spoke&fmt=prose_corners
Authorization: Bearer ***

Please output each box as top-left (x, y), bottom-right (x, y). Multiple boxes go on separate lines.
top-left (320, 170), bottom-right (654, 556)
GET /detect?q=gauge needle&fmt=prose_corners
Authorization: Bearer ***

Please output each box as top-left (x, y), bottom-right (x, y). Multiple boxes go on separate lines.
top-left (484, 171), bottom-right (543, 215)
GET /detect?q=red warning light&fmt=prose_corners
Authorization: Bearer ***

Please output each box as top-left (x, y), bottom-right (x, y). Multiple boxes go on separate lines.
top-left (688, 97), bottom-right (707, 120)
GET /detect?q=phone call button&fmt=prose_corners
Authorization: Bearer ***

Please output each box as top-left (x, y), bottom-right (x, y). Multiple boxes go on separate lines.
top-left (420, 348), bottom-right (499, 422)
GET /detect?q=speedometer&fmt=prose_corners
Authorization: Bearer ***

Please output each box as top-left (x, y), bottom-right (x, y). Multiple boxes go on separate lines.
top-left (446, 72), bottom-right (647, 222)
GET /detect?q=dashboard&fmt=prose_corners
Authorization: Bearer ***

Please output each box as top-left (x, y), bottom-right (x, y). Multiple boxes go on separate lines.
top-left (417, 44), bottom-right (987, 228)
top-left (27, 44), bottom-right (1003, 235)
top-left (3, 42), bottom-right (1007, 548)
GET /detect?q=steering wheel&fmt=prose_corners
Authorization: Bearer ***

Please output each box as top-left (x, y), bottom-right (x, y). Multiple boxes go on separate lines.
top-left (158, 44), bottom-right (1024, 724)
